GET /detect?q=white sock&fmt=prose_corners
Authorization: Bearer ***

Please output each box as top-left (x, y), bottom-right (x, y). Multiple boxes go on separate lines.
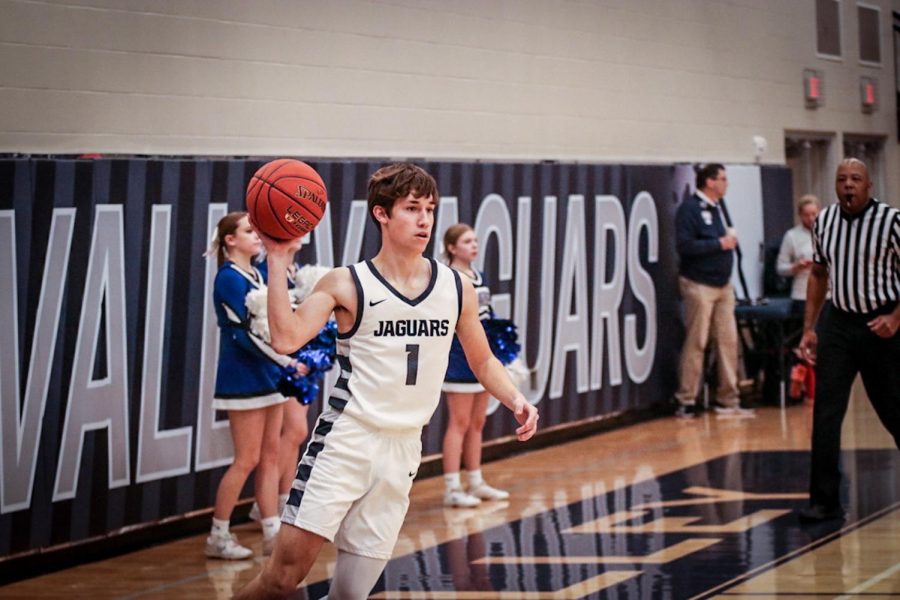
top-left (329, 550), bottom-right (388, 599)
top-left (211, 517), bottom-right (230, 537)
top-left (468, 469), bottom-right (484, 488)
top-left (261, 516), bottom-right (281, 539)
top-left (444, 472), bottom-right (462, 491)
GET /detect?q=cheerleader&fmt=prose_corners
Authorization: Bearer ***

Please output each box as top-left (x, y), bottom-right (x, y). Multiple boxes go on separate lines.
top-left (441, 224), bottom-right (510, 508)
top-left (206, 212), bottom-right (305, 559)
top-left (247, 256), bottom-right (311, 527)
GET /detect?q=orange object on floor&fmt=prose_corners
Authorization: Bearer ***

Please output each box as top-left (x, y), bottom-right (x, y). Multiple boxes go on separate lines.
top-left (790, 363), bottom-right (807, 400)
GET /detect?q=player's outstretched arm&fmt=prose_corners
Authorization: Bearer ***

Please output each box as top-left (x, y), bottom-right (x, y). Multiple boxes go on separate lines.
top-left (456, 280), bottom-right (538, 441)
top-left (256, 232), bottom-right (339, 355)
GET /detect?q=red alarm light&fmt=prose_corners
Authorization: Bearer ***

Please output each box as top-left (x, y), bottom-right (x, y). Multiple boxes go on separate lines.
top-left (860, 77), bottom-right (877, 113)
top-left (803, 69), bottom-right (823, 108)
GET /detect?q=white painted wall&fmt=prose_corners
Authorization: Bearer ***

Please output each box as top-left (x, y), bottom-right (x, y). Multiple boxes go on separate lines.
top-left (724, 165), bottom-right (765, 300)
top-left (0, 0), bottom-right (897, 198)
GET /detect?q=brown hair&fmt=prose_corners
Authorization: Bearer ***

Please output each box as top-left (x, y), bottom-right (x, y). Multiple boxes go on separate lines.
top-left (442, 223), bottom-right (474, 264)
top-left (797, 194), bottom-right (820, 213)
top-left (367, 163), bottom-right (439, 229)
top-left (206, 211), bottom-right (248, 267)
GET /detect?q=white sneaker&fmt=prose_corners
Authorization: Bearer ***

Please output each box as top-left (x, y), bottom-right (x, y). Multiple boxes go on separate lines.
top-left (444, 488), bottom-right (482, 508)
top-left (205, 533), bottom-right (253, 560)
top-left (714, 405), bottom-right (756, 417)
top-left (469, 482), bottom-right (510, 501)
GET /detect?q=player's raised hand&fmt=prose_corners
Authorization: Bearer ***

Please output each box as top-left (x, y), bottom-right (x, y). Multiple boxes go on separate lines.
top-left (250, 217), bottom-right (303, 258)
top-left (512, 395), bottom-right (538, 441)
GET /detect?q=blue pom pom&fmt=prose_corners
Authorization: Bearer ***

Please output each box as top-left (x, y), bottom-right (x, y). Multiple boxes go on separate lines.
top-left (279, 321), bottom-right (338, 405)
top-left (482, 318), bottom-right (520, 365)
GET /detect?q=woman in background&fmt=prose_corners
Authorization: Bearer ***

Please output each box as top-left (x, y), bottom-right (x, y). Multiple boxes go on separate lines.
top-left (206, 212), bottom-right (305, 558)
top-left (441, 224), bottom-right (510, 508)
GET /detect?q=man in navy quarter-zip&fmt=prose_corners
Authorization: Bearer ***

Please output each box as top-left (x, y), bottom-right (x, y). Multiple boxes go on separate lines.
top-left (673, 164), bottom-right (755, 419)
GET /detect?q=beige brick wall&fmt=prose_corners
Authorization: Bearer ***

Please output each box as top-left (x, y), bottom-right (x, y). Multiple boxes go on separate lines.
top-left (0, 0), bottom-right (897, 198)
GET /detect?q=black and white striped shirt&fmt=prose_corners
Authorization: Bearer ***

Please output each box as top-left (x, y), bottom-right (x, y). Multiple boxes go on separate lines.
top-left (812, 199), bottom-right (900, 313)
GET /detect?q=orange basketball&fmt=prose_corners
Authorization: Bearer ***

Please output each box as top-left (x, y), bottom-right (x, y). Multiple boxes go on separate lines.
top-left (246, 159), bottom-right (327, 240)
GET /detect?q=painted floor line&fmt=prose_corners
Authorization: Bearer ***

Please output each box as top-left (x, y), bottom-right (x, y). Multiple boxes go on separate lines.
top-left (689, 501), bottom-right (900, 600)
top-left (835, 561), bottom-right (900, 599)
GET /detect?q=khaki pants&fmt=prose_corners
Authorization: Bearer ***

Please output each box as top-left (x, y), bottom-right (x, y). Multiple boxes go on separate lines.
top-left (675, 277), bottom-right (740, 407)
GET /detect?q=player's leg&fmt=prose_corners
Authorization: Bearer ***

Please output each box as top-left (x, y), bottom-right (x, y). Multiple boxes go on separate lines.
top-left (330, 429), bottom-right (421, 595)
top-left (239, 410), bottom-right (370, 598)
top-left (325, 550), bottom-right (389, 600)
top-left (233, 524), bottom-right (326, 600)
top-left (464, 391), bottom-right (508, 500)
top-left (442, 392), bottom-right (480, 507)
top-left (208, 408), bottom-right (267, 559)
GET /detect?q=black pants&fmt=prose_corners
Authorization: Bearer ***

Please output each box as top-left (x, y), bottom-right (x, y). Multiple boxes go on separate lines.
top-left (810, 303), bottom-right (900, 508)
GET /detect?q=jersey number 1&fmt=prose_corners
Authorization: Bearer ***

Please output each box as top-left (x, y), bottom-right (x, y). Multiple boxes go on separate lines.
top-left (405, 344), bottom-right (419, 385)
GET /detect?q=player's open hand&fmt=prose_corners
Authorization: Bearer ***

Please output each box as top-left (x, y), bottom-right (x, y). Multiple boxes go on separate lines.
top-left (868, 314), bottom-right (900, 339)
top-left (512, 396), bottom-right (538, 442)
top-left (250, 216), bottom-right (304, 257)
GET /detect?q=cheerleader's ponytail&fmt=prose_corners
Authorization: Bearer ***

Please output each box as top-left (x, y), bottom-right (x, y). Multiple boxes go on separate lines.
top-left (204, 211), bottom-right (248, 267)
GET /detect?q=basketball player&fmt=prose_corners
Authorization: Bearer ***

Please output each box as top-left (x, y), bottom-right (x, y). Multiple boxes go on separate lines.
top-left (235, 163), bottom-right (539, 600)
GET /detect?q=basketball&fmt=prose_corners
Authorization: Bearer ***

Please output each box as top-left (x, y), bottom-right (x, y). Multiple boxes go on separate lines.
top-left (246, 158), bottom-right (327, 240)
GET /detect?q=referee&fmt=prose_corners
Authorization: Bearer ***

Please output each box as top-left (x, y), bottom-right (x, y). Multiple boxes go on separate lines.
top-left (798, 158), bottom-right (900, 522)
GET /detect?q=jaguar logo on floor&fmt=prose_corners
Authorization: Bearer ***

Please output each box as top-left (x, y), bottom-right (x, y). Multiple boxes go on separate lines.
top-left (300, 450), bottom-right (900, 599)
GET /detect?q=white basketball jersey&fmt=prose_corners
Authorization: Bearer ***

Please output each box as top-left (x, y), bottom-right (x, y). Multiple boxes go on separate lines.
top-left (330, 258), bottom-right (462, 431)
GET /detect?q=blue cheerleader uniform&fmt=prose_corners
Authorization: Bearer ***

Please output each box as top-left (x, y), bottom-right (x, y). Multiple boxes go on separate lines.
top-left (212, 261), bottom-right (290, 410)
top-left (255, 258), bottom-right (339, 406)
top-left (443, 270), bottom-right (494, 393)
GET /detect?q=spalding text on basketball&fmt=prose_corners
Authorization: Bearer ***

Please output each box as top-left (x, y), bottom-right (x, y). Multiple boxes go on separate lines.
top-left (295, 185), bottom-right (326, 211)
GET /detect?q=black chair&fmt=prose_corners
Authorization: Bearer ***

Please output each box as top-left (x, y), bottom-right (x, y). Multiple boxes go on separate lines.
top-left (763, 241), bottom-right (792, 298)
top-left (734, 241), bottom-right (804, 406)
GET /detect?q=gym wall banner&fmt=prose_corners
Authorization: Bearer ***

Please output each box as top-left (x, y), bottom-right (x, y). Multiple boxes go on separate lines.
top-left (0, 157), bottom-right (787, 557)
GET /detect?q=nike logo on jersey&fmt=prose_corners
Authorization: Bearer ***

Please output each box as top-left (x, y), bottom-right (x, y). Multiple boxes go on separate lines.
top-left (369, 298), bottom-right (387, 307)
top-left (373, 319), bottom-right (450, 337)
top-left (408, 471), bottom-right (417, 478)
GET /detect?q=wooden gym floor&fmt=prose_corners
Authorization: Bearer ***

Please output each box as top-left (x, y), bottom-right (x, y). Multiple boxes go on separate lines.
top-left (2, 382), bottom-right (898, 599)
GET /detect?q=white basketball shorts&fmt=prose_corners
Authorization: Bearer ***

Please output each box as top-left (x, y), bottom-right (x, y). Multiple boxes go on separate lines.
top-left (281, 407), bottom-right (422, 560)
